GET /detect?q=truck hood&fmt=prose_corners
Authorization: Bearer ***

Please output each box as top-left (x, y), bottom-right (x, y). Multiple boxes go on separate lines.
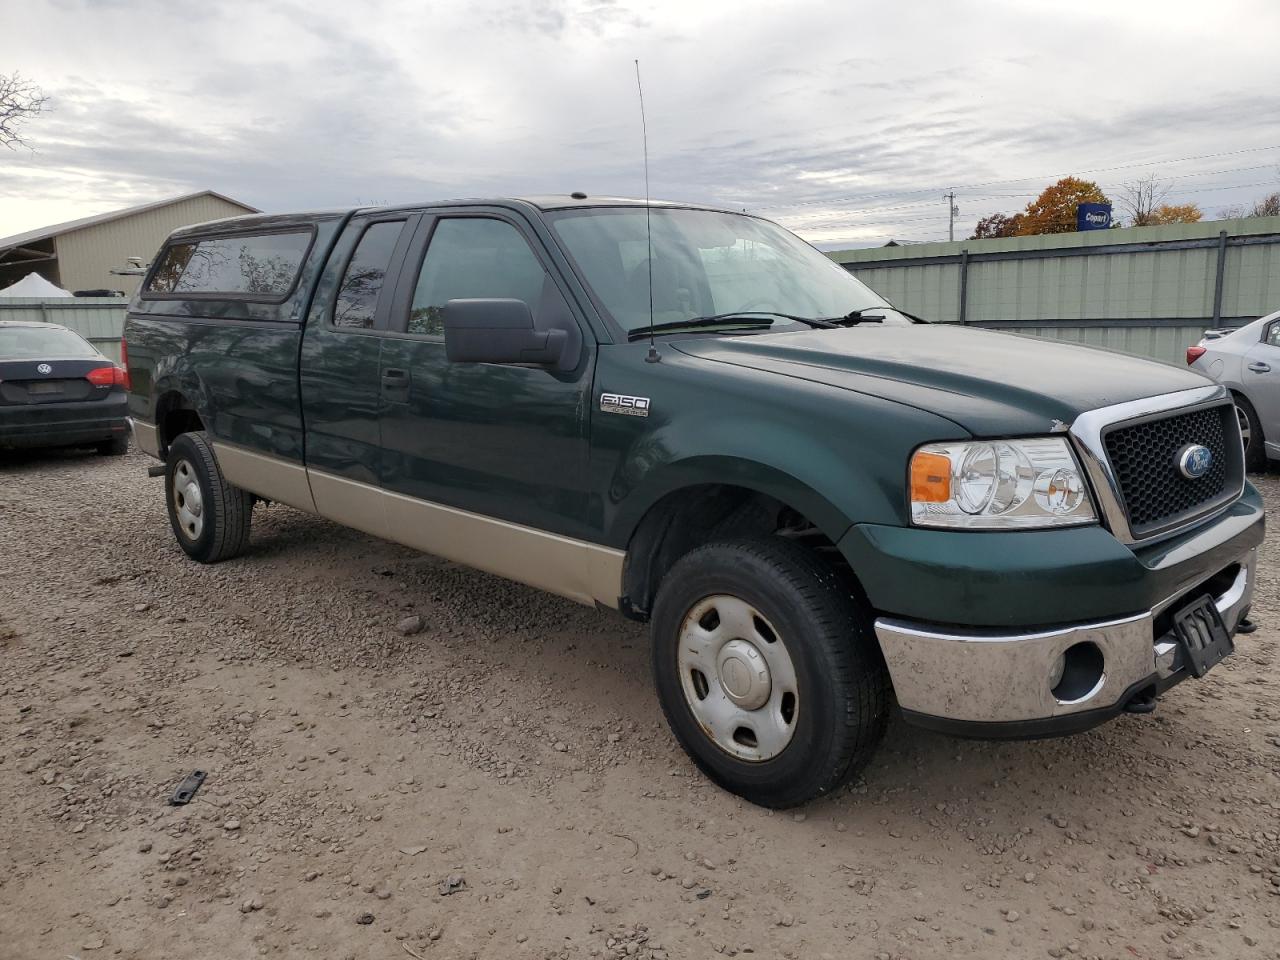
top-left (671, 324), bottom-right (1212, 436)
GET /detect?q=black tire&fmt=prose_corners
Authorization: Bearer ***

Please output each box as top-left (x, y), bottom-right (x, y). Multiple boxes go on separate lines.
top-left (1234, 395), bottom-right (1266, 473)
top-left (164, 431), bottom-right (253, 563)
top-left (650, 537), bottom-right (890, 808)
top-left (97, 434), bottom-right (129, 456)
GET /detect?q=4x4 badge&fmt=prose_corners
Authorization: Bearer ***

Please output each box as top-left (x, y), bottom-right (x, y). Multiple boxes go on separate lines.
top-left (600, 393), bottom-right (650, 418)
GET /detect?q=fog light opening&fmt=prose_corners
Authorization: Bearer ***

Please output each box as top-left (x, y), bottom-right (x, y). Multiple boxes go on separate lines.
top-left (1051, 641), bottom-right (1106, 704)
top-left (1048, 653), bottom-right (1066, 690)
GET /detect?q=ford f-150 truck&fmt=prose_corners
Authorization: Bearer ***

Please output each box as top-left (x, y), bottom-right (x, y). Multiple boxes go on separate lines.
top-left (123, 196), bottom-right (1264, 808)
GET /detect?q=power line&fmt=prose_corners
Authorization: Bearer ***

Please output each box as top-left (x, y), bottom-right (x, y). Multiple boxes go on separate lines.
top-left (795, 212), bottom-right (965, 228)
top-left (1101, 178), bottom-right (1279, 197)
top-left (1166, 162), bottom-right (1280, 181)
top-left (781, 176), bottom-right (1279, 237)
top-left (778, 165), bottom-right (1279, 224)
top-left (762, 148), bottom-right (1280, 213)
top-left (749, 143), bottom-right (1280, 212)
top-left (777, 192), bottom-right (1038, 224)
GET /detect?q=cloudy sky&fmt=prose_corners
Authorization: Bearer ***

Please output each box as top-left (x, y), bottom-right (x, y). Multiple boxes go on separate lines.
top-left (3, 0), bottom-right (1279, 248)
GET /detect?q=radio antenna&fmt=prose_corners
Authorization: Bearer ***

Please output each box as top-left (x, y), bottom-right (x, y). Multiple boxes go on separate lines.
top-left (635, 59), bottom-right (659, 362)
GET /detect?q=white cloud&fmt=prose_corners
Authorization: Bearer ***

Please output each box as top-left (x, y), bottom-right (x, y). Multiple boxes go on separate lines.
top-left (3, 0), bottom-right (1279, 245)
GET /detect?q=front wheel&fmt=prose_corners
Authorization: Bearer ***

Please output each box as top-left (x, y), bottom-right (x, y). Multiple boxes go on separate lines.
top-left (650, 538), bottom-right (890, 808)
top-left (164, 431), bottom-right (253, 563)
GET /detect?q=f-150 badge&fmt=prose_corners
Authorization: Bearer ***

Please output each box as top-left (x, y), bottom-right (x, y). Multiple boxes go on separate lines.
top-left (600, 393), bottom-right (650, 417)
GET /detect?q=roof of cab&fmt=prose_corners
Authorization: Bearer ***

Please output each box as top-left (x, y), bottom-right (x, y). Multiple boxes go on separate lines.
top-left (167, 196), bottom-right (746, 241)
top-left (516, 195), bottom-right (736, 213)
top-left (167, 209), bottom-right (350, 242)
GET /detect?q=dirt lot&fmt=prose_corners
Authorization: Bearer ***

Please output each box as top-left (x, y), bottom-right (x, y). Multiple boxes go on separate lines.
top-left (1, 450), bottom-right (1278, 960)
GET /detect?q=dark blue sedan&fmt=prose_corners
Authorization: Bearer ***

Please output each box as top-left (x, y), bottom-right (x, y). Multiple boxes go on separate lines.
top-left (0, 321), bottom-right (129, 455)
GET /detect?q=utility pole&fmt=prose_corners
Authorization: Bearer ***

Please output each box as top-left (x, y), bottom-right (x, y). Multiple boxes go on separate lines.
top-left (944, 190), bottom-right (958, 242)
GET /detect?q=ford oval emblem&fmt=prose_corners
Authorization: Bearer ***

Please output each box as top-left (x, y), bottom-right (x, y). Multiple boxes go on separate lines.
top-left (36, 363), bottom-right (52, 375)
top-left (1178, 444), bottom-right (1213, 479)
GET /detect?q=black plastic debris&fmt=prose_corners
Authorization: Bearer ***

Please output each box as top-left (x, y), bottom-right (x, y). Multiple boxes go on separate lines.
top-left (169, 770), bottom-right (207, 805)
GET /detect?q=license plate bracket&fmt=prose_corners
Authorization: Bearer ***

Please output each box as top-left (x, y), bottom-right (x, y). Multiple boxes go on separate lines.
top-left (1171, 594), bottom-right (1233, 678)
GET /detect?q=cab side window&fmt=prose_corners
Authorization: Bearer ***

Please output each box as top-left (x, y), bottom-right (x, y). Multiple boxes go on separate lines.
top-left (333, 221), bottom-right (405, 329)
top-left (1266, 323), bottom-right (1280, 348)
top-left (407, 218), bottom-right (546, 337)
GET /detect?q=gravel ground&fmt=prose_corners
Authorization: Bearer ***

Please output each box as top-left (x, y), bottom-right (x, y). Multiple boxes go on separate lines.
top-left (1, 448), bottom-right (1278, 960)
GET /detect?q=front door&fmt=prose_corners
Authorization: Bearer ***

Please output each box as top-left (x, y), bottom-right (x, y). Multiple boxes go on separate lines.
top-left (376, 210), bottom-right (608, 601)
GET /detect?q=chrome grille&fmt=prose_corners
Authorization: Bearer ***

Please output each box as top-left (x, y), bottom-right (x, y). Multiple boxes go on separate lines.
top-left (1101, 402), bottom-right (1241, 538)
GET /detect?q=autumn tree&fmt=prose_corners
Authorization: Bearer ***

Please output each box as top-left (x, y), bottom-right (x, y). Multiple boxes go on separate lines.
top-left (971, 212), bottom-right (1023, 239)
top-left (0, 72), bottom-right (48, 149)
top-left (1145, 203), bottom-right (1202, 225)
top-left (1015, 177), bottom-right (1110, 236)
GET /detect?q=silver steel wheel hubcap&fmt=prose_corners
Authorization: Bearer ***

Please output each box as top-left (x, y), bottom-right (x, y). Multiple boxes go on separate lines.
top-left (172, 459), bottom-right (204, 540)
top-left (677, 594), bottom-right (799, 762)
top-left (1237, 405), bottom-right (1252, 449)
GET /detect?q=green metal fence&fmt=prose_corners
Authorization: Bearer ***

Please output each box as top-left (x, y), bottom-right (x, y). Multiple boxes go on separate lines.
top-left (0, 298), bottom-right (126, 362)
top-left (828, 216), bottom-right (1280, 364)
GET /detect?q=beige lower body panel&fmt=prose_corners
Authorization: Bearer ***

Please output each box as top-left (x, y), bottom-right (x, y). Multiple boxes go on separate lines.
top-left (217, 451), bottom-right (622, 609)
top-left (378, 482), bottom-right (623, 608)
top-left (213, 442), bottom-right (317, 514)
top-left (308, 469), bottom-right (389, 540)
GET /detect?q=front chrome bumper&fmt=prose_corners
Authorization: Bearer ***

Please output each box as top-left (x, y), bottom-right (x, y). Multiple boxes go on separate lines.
top-left (874, 547), bottom-right (1256, 730)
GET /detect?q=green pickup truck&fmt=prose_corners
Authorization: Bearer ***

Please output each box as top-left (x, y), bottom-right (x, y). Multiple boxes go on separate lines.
top-left (124, 196), bottom-right (1264, 808)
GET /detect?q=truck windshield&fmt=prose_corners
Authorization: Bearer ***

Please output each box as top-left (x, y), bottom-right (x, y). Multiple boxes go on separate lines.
top-left (546, 207), bottom-right (900, 336)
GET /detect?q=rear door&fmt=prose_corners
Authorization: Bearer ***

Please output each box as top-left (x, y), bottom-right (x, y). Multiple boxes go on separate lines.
top-left (1242, 319), bottom-right (1280, 455)
top-left (299, 213), bottom-right (418, 533)
top-left (374, 208), bottom-right (602, 595)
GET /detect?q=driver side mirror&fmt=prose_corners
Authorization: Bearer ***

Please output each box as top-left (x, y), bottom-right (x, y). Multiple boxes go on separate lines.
top-left (443, 298), bottom-right (570, 368)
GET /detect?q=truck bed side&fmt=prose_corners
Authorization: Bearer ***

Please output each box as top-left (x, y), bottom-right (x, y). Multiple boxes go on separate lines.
top-left (124, 214), bottom-right (350, 511)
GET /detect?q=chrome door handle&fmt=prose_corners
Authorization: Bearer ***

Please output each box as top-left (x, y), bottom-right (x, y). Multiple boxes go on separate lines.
top-left (1248, 362), bottom-right (1271, 373)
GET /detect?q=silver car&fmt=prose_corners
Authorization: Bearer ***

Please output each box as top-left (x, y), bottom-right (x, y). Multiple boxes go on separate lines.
top-left (1188, 308), bottom-right (1280, 471)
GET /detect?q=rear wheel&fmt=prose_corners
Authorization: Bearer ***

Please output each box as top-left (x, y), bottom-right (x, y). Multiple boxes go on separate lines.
top-left (1235, 395), bottom-right (1265, 472)
top-left (164, 431), bottom-right (253, 563)
top-left (650, 538), bottom-right (890, 808)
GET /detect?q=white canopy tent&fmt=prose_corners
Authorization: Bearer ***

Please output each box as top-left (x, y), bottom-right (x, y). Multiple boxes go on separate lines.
top-left (0, 272), bottom-right (74, 297)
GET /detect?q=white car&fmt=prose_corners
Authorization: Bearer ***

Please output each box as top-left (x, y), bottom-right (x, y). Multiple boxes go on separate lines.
top-left (1188, 308), bottom-right (1280, 471)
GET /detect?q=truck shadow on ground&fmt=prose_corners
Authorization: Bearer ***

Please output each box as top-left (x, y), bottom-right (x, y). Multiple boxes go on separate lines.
top-left (0, 446), bottom-right (113, 469)
top-left (241, 502), bottom-right (1191, 822)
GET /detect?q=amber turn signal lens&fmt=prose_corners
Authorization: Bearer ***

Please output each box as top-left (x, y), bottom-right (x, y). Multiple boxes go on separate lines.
top-left (910, 451), bottom-right (951, 503)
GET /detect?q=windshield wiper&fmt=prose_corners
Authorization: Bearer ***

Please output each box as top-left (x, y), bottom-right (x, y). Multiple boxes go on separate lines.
top-left (887, 306), bottom-right (929, 324)
top-left (826, 306), bottom-right (930, 325)
top-left (626, 311), bottom-right (836, 342)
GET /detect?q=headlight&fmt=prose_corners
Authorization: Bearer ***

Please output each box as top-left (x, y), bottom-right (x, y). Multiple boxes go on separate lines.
top-left (909, 437), bottom-right (1096, 529)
